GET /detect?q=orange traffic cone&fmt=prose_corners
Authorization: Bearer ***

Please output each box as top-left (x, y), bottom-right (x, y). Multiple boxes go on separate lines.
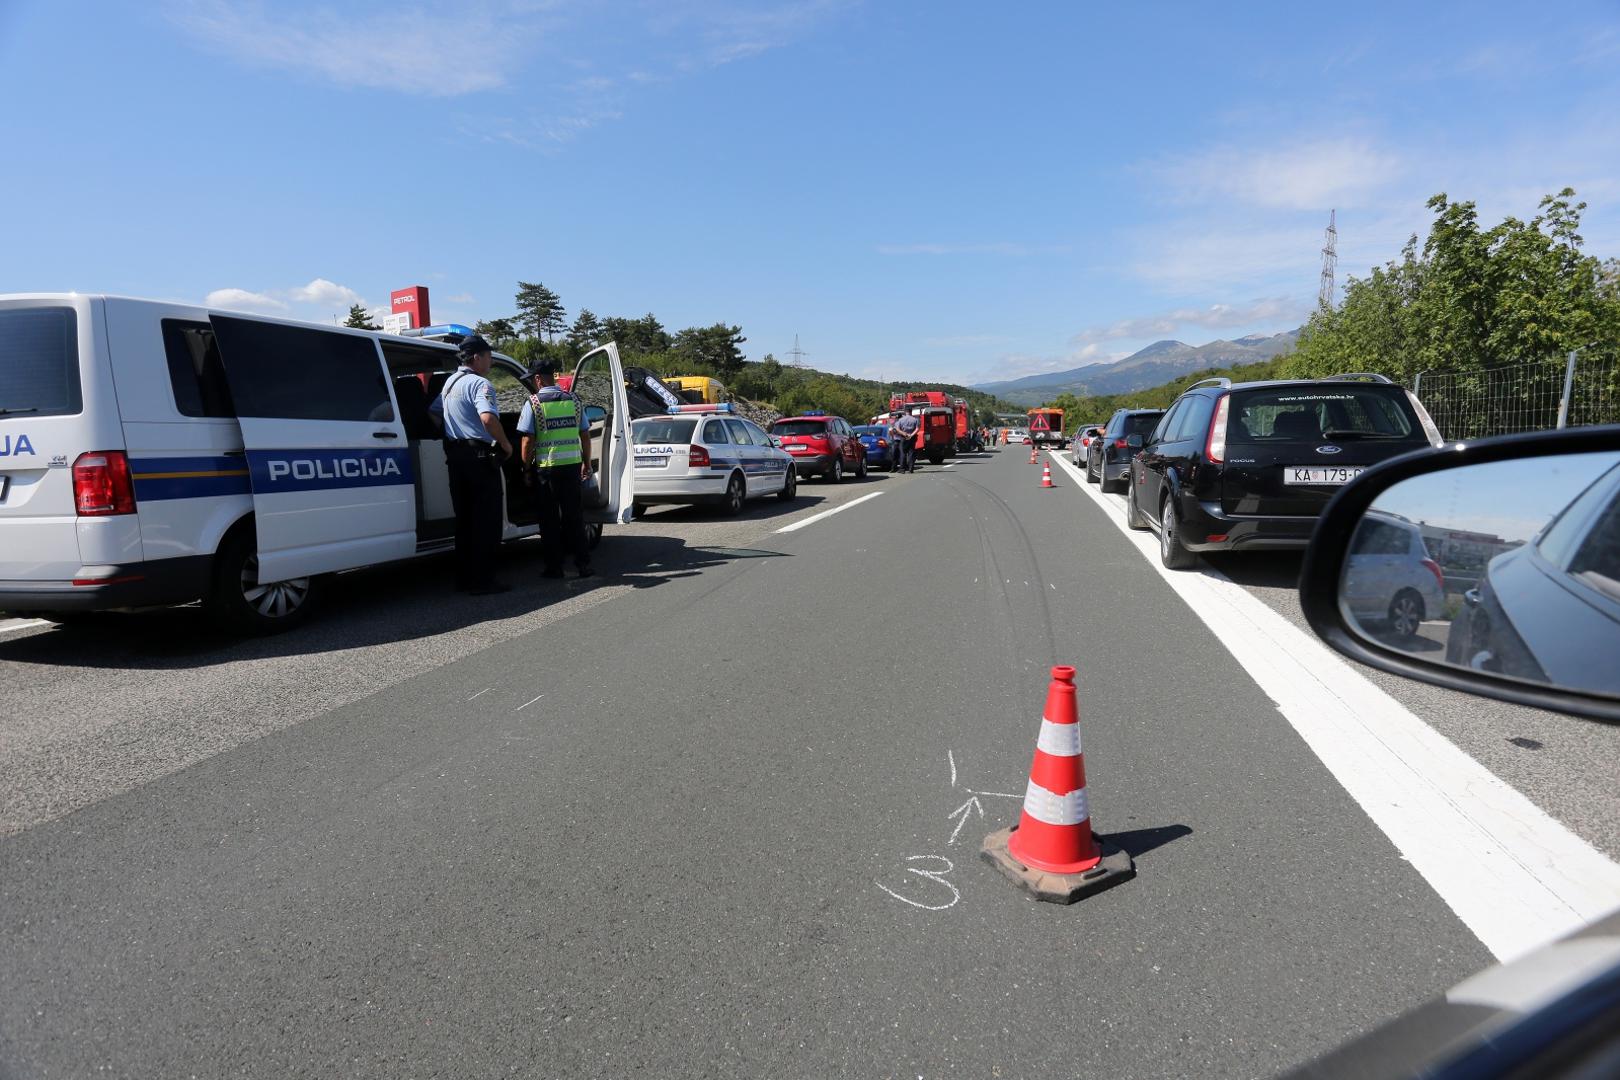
top-left (981, 665), bottom-right (1135, 904)
top-left (1028, 445), bottom-right (1038, 464)
top-left (1041, 460), bottom-right (1054, 488)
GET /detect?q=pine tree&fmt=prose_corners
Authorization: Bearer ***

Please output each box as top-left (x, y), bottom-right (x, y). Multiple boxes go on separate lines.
top-left (514, 281), bottom-right (566, 341)
top-left (568, 309), bottom-right (603, 348)
top-left (344, 303), bottom-right (379, 330)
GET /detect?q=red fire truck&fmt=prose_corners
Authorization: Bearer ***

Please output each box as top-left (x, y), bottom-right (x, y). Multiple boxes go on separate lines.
top-left (885, 393), bottom-right (955, 465)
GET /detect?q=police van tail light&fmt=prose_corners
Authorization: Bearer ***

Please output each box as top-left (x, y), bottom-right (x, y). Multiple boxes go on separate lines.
top-left (73, 451), bottom-right (136, 516)
top-left (1205, 394), bottom-right (1230, 464)
top-left (687, 445), bottom-right (710, 468)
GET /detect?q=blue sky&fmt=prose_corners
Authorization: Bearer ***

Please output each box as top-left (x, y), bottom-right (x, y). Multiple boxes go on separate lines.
top-left (2, 1), bottom-right (1617, 384)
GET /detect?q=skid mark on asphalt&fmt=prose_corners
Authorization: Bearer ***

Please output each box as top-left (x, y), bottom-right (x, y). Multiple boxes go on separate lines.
top-left (1047, 448), bottom-right (1620, 961)
top-left (945, 467), bottom-right (1062, 663)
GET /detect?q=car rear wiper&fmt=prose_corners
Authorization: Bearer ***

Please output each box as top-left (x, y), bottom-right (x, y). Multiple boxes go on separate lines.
top-left (0, 407), bottom-right (41, 416)
top-left (1321, 429), bottom-right (1401, 439)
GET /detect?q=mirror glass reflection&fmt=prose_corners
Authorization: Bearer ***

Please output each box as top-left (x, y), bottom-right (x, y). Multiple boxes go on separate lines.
top-left (1340, 450), bottom-right (1620, 698)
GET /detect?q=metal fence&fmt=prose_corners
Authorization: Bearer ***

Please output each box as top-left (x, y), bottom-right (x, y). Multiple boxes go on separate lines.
top-left (1412, 352), bottom-right (1620, 440)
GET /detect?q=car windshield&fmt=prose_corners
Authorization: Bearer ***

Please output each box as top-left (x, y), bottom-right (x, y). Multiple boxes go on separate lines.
top-left (772, 420), bottom-right (827, 436)
top-left (631, 418), bottom-right (697, 443)
top-left (1230, 387), bottom-right (1419, 443)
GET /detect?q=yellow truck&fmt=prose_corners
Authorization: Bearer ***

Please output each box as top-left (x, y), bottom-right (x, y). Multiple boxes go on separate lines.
top-left (664, 376), bottom-right (730, 406)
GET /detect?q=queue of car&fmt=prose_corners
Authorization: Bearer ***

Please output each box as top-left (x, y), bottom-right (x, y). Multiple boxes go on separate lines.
top-left (1065, 372), bottom-right (1450, 639)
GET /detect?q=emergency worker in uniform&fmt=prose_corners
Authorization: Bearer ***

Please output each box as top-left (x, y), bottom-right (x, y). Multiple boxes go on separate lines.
top-left (429, 335), bottom-right (513, 594)
top-left (517, 359), bottom-right (594, 579)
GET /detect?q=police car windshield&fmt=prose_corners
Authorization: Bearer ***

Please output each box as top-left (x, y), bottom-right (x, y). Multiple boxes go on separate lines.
top-left (631, 418), bottom-right (698, 443)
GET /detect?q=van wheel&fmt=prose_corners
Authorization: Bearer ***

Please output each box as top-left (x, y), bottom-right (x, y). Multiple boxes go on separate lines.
top-left (205, 529), bottom-right (318, 634)
top-left (1159, 496), bottom-right (1198, 570)
top-left (719, 472), bottom-right (746, 515)
top-left (777, 466), bottom-right (797, 501)
top-left (1126, 483), bottom-right (1149, 530)
top-left (1388, 590), bottom-right (1424, 639)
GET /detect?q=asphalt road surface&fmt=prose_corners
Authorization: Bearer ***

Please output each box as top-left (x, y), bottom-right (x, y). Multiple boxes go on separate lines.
top-left (2, 446), bottom-right (1615, 1078)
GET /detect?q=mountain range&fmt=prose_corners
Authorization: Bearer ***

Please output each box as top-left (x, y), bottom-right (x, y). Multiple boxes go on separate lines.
top-left (974, 330), bottom-right (1300, 406)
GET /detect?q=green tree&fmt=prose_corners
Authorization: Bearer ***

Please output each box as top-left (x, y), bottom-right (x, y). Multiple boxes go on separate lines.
top-left (475, 317), bottom-right (518, 345)
top-left (673, 323), bottom-right (748, 381)
top-left (568, 309), bottom-right (602, 351)
top-left (344, 303), bottom-right (378, 330)
top-left (600, 313), bottom-right (672, 357)
top-left (515, 281), bottom-right (567, 341)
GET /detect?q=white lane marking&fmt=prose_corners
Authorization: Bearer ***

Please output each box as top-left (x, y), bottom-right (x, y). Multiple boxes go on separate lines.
top-left (775, 490), bottom-right (885, 534)
top-left (1049, 450), bottom-right (1620, 961)
top-left (943, 462), bottom-right (955, 468)
top-left (467, 688), bottom-right (491, 701)
top-left (0, 619), bottom-right (51, 637)
top-left (515, 693), bottom-right (545, 712)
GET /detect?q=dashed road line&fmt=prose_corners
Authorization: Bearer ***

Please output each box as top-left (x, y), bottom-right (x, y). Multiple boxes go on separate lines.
top-left (776, 490), bottom-right (886, 534)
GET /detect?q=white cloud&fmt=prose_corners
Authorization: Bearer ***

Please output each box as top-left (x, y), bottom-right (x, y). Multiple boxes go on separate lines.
top-left (1073, 298), bottom-right (1308, 346)
top-left (166, 0), bottom-right (546, 97)
top-left (1164, 136), bottom-right (1404, 212)
top-left (286, 278), bottom-right (363, 307)
top-left (444, 293), bottom-right (476, 304)
top-left (973, 343), bottom-right (1130, 384)
top-left (203, 288), bottom-right (288, 314)
top-left (204, 279), bottom-right (373, 317)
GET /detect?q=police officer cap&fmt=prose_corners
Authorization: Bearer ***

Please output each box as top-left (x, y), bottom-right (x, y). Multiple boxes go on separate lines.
top-left (457, 334), bottom-right (493, 359)
top-left (526, 358), bottom-right (562, 378)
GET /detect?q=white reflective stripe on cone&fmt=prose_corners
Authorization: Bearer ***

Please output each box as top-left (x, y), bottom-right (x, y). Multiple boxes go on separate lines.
top-left (1022, 780), bottom-right (1090, 827)
top-left (1035, 718), bottom-right (1082, 758)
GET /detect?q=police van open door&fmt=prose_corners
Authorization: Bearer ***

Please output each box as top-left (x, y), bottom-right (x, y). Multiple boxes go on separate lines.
top-left (571, 342), bottom-right (635, 525)
top-left (208, 315), bottom-right (416, 581)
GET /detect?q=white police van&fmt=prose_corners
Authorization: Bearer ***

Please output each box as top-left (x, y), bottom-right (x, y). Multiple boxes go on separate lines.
top-left (0, 294), bottom-right (635, 632)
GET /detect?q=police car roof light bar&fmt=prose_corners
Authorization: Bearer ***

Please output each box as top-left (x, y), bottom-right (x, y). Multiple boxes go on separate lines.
top-left (667, 402), bottom-right (735, 414)
top-left (401, 323), bottom-right (476, 341)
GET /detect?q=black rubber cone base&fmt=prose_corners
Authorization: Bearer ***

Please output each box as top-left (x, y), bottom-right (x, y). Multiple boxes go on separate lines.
top-left (980, 826), bottom-right (1136, 905)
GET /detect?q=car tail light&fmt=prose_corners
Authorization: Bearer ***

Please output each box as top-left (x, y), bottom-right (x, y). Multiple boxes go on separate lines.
top-left (1422, 557), bottom-right (1445, 591)
top-left (73, 451), bottom-right (136, 515)
top-left (1205, 394), bottom-right (1230, 464)
top-left (688, 445), bottom-right (710, 468)
top-left (1113, 438), bottom-right (1128, 449)
top-left (878, 438), bottom-right (887, 447)
top-left (1205, 534), bottom-right (1229, 543)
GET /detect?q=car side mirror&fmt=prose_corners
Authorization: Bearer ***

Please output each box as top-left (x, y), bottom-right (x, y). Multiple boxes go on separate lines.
top-left (584, 405), bottom-right (606, 426)
top-left (1126, 434), bottom-right (1144, 449)
top-left (1299, 426), bottom-right (1620, 723)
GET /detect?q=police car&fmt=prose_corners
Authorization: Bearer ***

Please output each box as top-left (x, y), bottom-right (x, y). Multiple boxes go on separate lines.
top-left (629, 404), bottom-right (796, 516)
top-left (0, 294), bottom-right (638, 632)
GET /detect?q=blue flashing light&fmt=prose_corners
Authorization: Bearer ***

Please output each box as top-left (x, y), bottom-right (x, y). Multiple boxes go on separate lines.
top-left (666, 402), bottom-right (735, 414)
top-left (401, 323), bottom-right (476, 340)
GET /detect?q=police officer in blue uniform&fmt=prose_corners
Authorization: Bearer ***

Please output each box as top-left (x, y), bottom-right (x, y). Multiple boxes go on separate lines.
top-left (429, 335), bottom-right (514, 594)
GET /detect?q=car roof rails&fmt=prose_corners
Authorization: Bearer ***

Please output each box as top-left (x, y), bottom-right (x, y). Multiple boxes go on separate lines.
top-left (1188, 377), bottom-right (1232, 390)
top-left (1321, 372), bottom-right (1395, 383)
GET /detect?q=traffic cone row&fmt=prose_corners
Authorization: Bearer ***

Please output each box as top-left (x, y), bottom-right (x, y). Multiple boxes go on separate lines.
top-left (1041, 459), bottom-right (1053, 488)
top-left (981, 664), bottom-right (1136, 904)
top-left (1028, 445), bottom-right (1038, 464)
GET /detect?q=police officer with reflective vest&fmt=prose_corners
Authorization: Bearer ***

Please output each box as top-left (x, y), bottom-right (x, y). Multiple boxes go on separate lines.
top-left (429, 334), bottom-right (514, 595)
top-left (517, 359), bottom-right (594, 579)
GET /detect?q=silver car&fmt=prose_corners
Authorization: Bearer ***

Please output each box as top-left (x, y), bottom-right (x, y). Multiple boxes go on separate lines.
top-left (1342, 510), bottom-right (1448, 639)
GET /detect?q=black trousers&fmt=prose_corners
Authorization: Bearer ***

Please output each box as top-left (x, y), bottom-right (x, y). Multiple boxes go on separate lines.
top-left (895, 438), bottom-right (917, 472)
top-left (446, 449), bottom-right (504, 588)
top-left (535, 465), bottom-right (590, 571)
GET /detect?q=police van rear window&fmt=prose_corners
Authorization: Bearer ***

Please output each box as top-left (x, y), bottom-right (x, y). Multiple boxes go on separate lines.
top-left (0, 307), bottom-right (81, 418)
top-left (631, 418), bottom-right (698, 443)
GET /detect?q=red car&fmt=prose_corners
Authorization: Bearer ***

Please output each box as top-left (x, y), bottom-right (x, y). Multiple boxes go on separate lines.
top-left (770, 413), bottom-right (869, 482)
